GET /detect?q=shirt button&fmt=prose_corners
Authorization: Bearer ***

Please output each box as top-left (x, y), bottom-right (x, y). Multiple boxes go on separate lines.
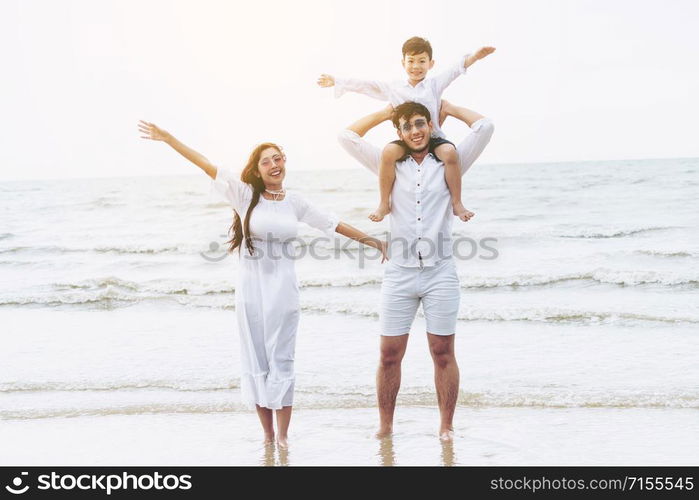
top-left (417, 200), bottom-right (420, 204)
top-left (417, 183), bottom-right (420, 186)
top-left (417, 217), bottom-right (421, 221)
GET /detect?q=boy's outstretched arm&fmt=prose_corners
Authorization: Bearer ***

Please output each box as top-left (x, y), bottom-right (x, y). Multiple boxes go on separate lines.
top-left (463, 46), bottom-right (496, 69)
top-left (317, 73), bottom-right (392, 102)
top-left (317, 74), bottom-right (335, 87)
top-left (433, 46), bottom-right (496, 97)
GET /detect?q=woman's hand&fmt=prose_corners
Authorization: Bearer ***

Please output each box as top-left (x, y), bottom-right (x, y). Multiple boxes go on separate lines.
top-left (378, 240), bottom-right (389, 263)
top-left (317, 74), bottom-right (335, 88)
top-left (138, 120), bottom-right (170, 142)
top-left (136, 120), bottom-right (216, 179)
top-left (334, 223), bottom-right (390, 263)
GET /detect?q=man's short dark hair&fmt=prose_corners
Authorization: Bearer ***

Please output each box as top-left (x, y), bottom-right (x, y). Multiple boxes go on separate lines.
top-left (392, 102), bottom-right (431, 129)
top-left (402, 36), bottom-right (433, 60)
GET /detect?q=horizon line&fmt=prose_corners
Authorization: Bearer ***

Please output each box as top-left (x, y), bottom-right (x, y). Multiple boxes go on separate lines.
top-left (1, 155), bottom-right (697, 183)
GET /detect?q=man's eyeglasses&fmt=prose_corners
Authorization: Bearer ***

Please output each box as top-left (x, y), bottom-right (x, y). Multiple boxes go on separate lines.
top-left (259, 155), bottom-right (285, 168)
top-left (400, 119), bottom-right (428, 134)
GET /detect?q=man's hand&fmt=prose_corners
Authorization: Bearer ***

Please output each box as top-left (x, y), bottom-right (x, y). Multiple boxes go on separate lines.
top-left (381, 103), bottom-right (394, 121)
top-left (464, 46), bottom-right (496, 68)
top-left (317, 74), bottom-right (335, 87)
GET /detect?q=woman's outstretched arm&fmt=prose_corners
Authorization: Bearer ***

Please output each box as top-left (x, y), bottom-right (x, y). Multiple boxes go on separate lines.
top-left (138, 120), bottom-right (217, 179)
top-left (335, 222), bottom-right (389, 263)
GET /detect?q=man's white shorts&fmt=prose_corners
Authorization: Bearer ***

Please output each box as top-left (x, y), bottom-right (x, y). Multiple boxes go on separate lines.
top-left (380, 257), bottom-right (460, 336)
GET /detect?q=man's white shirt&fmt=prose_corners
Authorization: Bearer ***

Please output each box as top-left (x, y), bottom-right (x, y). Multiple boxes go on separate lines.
top-left (337, 118), bottom-right (495, 268)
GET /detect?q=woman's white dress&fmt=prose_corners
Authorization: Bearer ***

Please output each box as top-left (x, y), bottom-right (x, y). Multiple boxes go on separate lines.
top-left (211, 167), bottom-right (339, 409)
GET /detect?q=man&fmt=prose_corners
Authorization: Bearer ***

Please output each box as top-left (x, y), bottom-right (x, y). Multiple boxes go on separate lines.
top-left (337, 100), bottom-right (494, 440)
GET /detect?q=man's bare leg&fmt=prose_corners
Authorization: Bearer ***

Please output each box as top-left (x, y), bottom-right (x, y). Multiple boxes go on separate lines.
top-left (435, 143), bottom-right (474, 222)
top-left (370, 144), bottom-right (403, 222)
top-left (376, 334), bottom-right (409, 437)
top-left (427, 333), bottom-right (459, 441)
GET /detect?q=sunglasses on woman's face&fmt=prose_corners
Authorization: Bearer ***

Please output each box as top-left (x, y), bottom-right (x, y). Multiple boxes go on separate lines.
top-left (259, 155), bottom-right (284, 168)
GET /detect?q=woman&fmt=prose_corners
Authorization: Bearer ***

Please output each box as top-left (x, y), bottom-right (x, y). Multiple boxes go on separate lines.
top-left (138, 120), bottom-right (387, 448)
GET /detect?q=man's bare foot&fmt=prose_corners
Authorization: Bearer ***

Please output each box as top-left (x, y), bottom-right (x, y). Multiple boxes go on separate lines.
top-left (453, 202), bottom-right (475, 222)
top-left (439, 428), bottom-right (455, 442)
top-left (369, 202), bottom-right (391, 222)
top-left (276, 436), bottom-right (289, 450)
top-left (375, 427), bottom-right (393, 439)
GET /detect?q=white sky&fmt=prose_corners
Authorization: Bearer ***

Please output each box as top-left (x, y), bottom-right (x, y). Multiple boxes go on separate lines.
top-left (1, 0), bottom-right (698, 180)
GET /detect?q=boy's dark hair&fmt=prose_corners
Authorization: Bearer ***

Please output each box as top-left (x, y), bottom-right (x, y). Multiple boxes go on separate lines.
top-left (402, 36), bottom-right (433, 60)
top-left (392, 102), bottom-right (431, 129)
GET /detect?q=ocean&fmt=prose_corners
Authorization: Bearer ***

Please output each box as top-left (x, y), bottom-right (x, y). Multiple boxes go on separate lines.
top-left (1, 158), bottom-right (698, 465)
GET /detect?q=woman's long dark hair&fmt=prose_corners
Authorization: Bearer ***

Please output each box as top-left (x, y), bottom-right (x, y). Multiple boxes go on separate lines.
top-left (227, 143), bottom-right (282, 256)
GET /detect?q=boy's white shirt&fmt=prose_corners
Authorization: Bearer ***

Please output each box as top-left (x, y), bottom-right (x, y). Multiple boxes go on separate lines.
top-left (334, 54), bottom-right (470, 138)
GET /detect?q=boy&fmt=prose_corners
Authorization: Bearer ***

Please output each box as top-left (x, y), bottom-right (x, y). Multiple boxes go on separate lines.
top-left (318, 36), bottom-right (495, 222)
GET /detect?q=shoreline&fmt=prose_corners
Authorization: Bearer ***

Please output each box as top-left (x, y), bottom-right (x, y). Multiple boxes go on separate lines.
top-left (2, 304), bottom-right (697, 466)
top-left (2, 407), bottom-right (697, 466)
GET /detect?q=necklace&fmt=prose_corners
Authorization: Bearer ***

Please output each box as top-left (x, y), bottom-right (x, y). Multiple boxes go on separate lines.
top-left (264, 187), bottom-right (286, 201)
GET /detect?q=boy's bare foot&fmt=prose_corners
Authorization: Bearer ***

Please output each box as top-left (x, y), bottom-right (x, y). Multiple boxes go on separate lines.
top-left (453, 202), bottom-right (475, 222)
top-left (276, 436), bottom-right (289, 450)
top-left (264, 432), bottom-right (275, 446)
top-left (369, 202), bottom-right (391, 222)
